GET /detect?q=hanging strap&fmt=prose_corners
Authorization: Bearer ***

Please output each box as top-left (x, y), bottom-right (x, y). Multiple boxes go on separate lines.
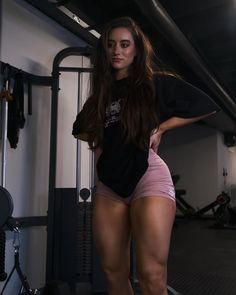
top-left (7, 71), bottom-right (26, 149)
top-left (0, 228), bottom-right (38, 295)
top-left (0, 64), bottom-right (13, 101)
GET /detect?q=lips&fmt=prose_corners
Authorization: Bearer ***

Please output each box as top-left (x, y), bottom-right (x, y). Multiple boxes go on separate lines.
top-left (112, 58), bottom-right (123, 62)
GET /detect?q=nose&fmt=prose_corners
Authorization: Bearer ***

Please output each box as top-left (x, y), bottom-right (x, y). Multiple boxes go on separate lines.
top-left (113, 44), bottom-right (121, 55)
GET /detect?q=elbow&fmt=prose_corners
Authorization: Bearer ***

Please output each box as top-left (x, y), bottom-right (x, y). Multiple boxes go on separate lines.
top-left (73, 133), bottom-right (89, 142)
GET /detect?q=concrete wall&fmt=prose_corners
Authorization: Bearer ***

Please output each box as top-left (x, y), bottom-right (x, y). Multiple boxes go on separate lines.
top-left (159, 123), bottom-right (236, 213)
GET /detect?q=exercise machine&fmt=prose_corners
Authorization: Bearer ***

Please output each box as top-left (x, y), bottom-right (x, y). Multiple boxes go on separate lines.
top-left (175, 188), bottom-right (231, 219)
top-left (0, 63), bottom-right (39, 295)
top-left (173, 174), bottom-right (236, 228)
top-left (0, 188), bottom-right (39, 295)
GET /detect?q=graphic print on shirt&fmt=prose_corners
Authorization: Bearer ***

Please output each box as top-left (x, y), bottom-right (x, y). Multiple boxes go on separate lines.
top-left (105, 99), bottom-right (121, 127)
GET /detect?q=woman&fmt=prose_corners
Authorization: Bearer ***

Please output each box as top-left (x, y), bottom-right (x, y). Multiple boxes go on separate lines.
top-left (73, 17), bottom-right (218, 295)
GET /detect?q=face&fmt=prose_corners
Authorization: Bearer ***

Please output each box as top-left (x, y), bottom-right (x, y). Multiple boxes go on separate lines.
top-left (107, 27), bottom-right (137, 79)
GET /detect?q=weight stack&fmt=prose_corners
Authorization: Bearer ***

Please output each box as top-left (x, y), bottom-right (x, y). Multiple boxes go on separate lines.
top-left (76, 202), bottom-right (92, 281)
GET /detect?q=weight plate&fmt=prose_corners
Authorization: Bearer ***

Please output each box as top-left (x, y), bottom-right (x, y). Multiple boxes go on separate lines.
top-left (0, 187), bottom-right (14, 228)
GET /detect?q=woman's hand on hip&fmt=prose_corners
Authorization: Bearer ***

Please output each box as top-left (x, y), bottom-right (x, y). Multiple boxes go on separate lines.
top-left (149, 129), bottom-right (163, 152)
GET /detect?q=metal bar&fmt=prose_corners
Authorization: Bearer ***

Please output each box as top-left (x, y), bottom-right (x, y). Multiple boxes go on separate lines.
top-left (134, 0), bottom-right (236, 122)
top-left (0, 61), bottom-right (52, 86)
top-left (90, 76), bottom-right (96, 196)
top-left (52, 47), bottom-right (93, 68)
top-left (90, 150), bottom-right (95, 191)
top-left (89, 150), bottom-right (93, 194)
top-left (1, 99), bottom-right (8, 187)
top-left (27, 75), bottom-right (52, 86)
top-left (3, 216), bottom-right (47, 231)
top-left (0, 64), bottom-right (9, 188)
top-left (46, 66), bottom-right (60, 282)
top-left (59, 67), bottom-right (93, 73)
top-left (76, 72), bottom-right (81, 202)
top-left (24, 0), bottom-right (98, 47)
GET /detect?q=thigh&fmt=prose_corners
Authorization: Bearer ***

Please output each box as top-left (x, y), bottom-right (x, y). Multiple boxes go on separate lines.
top-left (131, 197), bottom-right (176, 268)
top-left (93, 194), bottom-right (131, 270)
top-left (132, 149), bottom-right (175, 202)
top-left (96, 180), bottom-right (131, 205)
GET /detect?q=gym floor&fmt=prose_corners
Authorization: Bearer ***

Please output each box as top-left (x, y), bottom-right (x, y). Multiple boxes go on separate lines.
top-left (166, 217), bottom-right (236, 295)
top-left (78, 217), bottom-right (236, 295)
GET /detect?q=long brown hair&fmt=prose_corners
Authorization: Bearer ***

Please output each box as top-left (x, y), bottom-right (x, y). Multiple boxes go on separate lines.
top-left (79, 17), bottom-right (167, 150)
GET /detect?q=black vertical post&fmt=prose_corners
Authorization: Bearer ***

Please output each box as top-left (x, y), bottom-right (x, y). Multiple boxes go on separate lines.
top-left (46, 47), bottom-right (93, 283)
top-left (46, 63), bottom-right (60, 282)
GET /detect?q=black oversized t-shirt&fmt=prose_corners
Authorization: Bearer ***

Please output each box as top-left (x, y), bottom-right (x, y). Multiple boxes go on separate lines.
top-left (73, 75), bottom-right (220, 197)
top-left (96, 78), bottom-right (150, 197)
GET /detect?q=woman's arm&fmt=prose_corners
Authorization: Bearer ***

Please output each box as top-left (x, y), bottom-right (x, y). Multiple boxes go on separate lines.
top-left (95, 147), bottom-right (103, 161)
top-left (149, 111), bottom-right (217, 151)
top-left (73, 133), bottom-right (89, 142)
top-left (159, 111), bottom-right (216, 133)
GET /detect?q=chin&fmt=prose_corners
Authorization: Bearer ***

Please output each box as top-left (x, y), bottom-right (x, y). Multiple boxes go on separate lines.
top-left (112, 64), bottom-right (123, 69)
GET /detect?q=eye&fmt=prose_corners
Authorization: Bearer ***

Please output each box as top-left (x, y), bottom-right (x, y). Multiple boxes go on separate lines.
top-left (121, 42), bottom-right (130, 48)
top-left (107, 41), bottom-right (114, 48)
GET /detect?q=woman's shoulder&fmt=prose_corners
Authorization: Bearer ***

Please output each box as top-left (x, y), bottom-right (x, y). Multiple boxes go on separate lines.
top-left (153, 72), bottom-right (183, 95)
top-left (154, 71), bottom-right (182, 83)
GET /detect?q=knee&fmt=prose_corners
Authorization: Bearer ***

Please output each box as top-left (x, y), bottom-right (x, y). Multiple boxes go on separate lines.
top-left (137, 264), bottom-right (166, 292)
top-left (102, 261), bottom-right (130, 282)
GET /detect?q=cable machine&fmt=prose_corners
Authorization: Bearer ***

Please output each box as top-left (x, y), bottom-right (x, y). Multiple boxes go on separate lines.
top-left (0, 61), bottom-right (51, 294)
top-left (46, 46), bottom-right (98, 293)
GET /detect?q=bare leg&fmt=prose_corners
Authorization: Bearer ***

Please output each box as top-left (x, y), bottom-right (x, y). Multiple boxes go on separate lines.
top-left (93, 195), bottom-right (134, 295)
top-left (130, 196), bottom-right (176, 295)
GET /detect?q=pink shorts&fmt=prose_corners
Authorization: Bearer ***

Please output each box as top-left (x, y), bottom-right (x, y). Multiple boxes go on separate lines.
top-left (96, 149), bottom-right (175, 205)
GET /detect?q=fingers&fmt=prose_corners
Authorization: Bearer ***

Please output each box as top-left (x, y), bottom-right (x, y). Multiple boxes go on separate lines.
top-left (150, 142), bottom-right (159, 152)
top-left (149, 130), bottom-right (162, 152)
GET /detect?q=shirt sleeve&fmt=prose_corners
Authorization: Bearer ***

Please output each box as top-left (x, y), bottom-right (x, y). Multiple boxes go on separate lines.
top-left (72, 105), bottom-right (91, 137)
top-left (72, 112), bottom-right (82, 136)
top-left (156, 75), bottom-right (220, 123)
top-left (72, 100), bottom-right (97, 139)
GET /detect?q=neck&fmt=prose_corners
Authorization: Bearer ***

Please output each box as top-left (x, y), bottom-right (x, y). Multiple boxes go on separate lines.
top-left (115, 69), bottom-right (129, 80)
